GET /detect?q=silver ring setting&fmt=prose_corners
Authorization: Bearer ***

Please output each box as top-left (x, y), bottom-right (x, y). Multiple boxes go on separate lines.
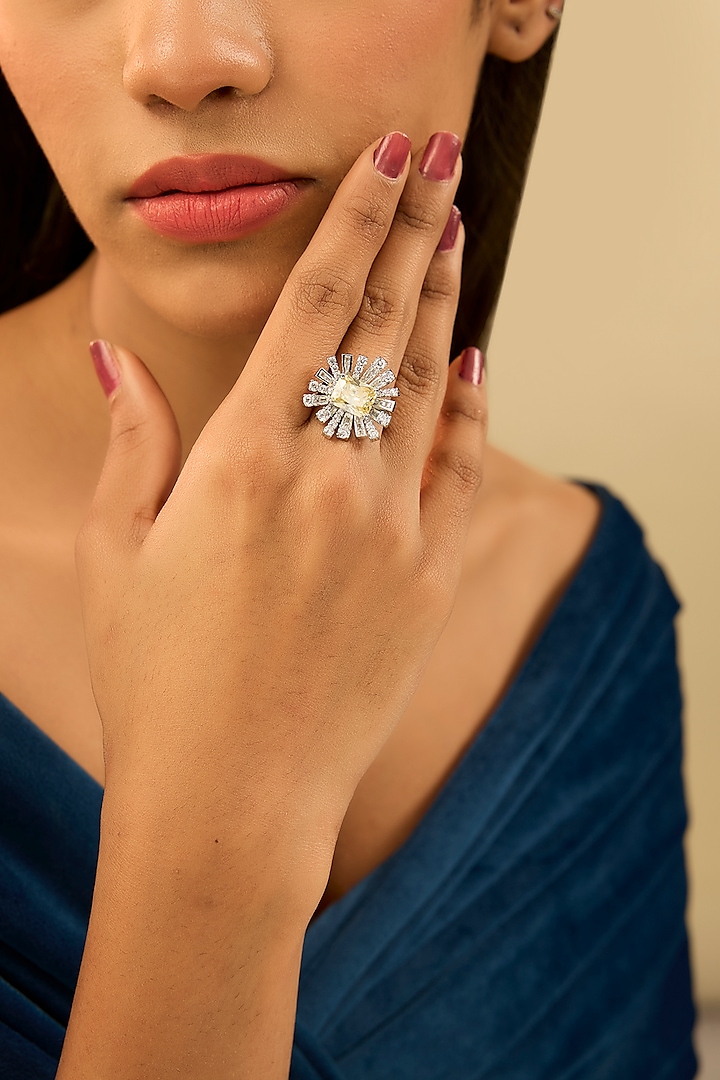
top-left (303, 354), bottom-right (398, 440)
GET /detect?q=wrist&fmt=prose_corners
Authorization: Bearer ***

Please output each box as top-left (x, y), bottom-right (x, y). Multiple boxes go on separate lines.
top-left (99, 772), bottom-right (338, 925)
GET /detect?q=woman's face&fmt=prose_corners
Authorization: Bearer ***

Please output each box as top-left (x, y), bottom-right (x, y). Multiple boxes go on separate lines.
top-left (0, 1), bottom-right (488, 339)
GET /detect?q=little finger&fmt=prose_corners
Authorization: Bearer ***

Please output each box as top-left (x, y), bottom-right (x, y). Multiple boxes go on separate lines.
top-left (420, 347), bottom-right (487, 573)
top-left (381, 207), bottom-right (465, 471)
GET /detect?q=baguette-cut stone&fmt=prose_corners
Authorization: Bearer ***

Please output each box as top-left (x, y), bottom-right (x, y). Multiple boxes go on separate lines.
top-left (365, 357), bottom-right (387, 381)
top-left (368, 370), bottom-right (395, 391)
top-left (352, 355), bottom-right (369, 380)
top-left (323, 410), bottom-right (343, 437)
top-left (330, 375), bottom-right (377, 417)
top-left (337, 412), bottom-right (353, 439)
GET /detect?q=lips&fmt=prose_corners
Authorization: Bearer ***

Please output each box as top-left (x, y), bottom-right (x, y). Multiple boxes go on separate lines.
top-left (127, 153), bottom-right (297, 199)
top-left (126, 153), bottom-right (310, 243)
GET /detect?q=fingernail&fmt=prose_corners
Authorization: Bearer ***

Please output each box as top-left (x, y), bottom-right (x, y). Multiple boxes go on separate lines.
top-left (89, 340), bottom-right (121, 399)
top-left (373, 132), bottom-right (412, 179)
top-left (459, 347), bottom-right (485, 385)
top-left (419, 131), bottom-right (462, 182)
top-left (437, 205), bottom-right (462, 252)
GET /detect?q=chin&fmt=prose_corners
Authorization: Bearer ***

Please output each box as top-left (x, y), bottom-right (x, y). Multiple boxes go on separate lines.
top-left (114, 245), bottom-right (300, 341)
top-left (84, 187), bottom-right (325, 342)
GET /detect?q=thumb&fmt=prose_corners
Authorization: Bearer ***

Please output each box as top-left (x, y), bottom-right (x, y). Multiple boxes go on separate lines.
top-left (85, 339), bottom-right (182, 551)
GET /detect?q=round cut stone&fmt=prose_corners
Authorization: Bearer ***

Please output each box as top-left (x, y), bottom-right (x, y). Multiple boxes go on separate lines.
top-left (330, 376), bottom-right (377, 417)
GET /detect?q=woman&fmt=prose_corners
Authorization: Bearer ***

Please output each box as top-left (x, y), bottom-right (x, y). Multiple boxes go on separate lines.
top-left (0, 0), bottom-right (697, 1076)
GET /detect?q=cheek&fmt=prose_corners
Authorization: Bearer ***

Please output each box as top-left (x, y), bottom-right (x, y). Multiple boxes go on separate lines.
top-left (0, 0), bottom-right (484, 339)
top-left (0, 11), bottom-right (114, 222)
top-left (0, 0), bottom-right (483, 209)
top-left (300, 0), bottom-right (483, 146)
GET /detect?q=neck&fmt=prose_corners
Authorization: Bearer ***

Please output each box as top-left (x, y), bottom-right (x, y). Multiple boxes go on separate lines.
top-left (0, 251), bottom-right (265, 540)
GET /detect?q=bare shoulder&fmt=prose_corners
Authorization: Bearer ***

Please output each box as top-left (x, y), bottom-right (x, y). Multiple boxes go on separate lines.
top-left (0, 258), bottom-right (93, 383)
top-left (463, 444), bottom-right (604, 640)
top-left (0, 260), bottom-right (95, 465)
top-left (472, 443), bottom-right (601, 551)
top-left (0, 300), bottom-right (37, 465)
top-left (0, 281), bottom-right (58, 406)
top-left (0, 293), bottom-right (52, 492)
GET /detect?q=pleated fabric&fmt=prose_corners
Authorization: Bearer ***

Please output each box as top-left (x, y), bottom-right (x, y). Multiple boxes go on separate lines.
top-left (0, 483), bottom-right (697, 1078)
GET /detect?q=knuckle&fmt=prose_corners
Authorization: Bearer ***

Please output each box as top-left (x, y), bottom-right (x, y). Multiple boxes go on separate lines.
top-left (111, 417), bottom-right (154, 457)
top-left (343, 190), bottom-right (393, 242)
top-left (432, 446), bottom-right (484, 496)
top-left (398, 346), bottom-right (443, 396)
top-left (306, 461), bottom-right (374, 522)
top-left (420, 270), bottom-right (459, 307)
top-left (372, 501), bottom-right (421, 561)
top-left (353, 281), bottom-right (409, 337)
top-left (199, 432), bottom-right (292, 504)
top-left (383, 522), bottom-right (420, 565)
top-left (292, 266), bottom-right (359, 321)
top-left (441, 396), bottom-right (488, 427)
top-left (393, 197), bottom-right (438, 237)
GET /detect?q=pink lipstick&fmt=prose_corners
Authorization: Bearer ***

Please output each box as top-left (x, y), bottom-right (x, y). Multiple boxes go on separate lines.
top-left (126, 154), bottom-right (310, 243)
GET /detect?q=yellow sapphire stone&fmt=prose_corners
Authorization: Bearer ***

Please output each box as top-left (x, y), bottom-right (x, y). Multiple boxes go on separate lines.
top-left (330, 376), bottom-right (377, 417)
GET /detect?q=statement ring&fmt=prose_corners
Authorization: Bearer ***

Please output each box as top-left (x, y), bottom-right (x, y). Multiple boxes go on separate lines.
top-left (303, 354), bottom-right (399, 440)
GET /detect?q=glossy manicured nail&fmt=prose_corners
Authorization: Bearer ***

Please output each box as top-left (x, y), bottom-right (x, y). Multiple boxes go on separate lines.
top-left (373, 132), bottom-right (412, 179)
top-left (437, 205), bottom-right (462, 252)
top-left (459, 347), bottom-right (485, 385)
top-left (89, 340), bottom-right (121, 398)
top-left (419, 131), bottom-right (462, 182)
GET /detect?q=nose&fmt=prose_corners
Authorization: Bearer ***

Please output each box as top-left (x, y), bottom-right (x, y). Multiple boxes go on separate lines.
top-left (123, 0), bottom-right (273, 111)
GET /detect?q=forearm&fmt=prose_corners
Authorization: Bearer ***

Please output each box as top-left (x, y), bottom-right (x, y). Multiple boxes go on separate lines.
top-left (57, 778), bottom-right (333, 1080)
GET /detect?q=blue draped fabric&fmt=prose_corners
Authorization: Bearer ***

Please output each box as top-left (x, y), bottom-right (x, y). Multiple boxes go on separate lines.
top-left (0, 482), bottom-right (697, 1078)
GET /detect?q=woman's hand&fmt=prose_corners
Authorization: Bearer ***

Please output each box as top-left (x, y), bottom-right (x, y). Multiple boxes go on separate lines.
top-left (77, 130), bottom-right (487, 891)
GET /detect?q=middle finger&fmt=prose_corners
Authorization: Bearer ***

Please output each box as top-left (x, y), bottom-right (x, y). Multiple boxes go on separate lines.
top-left (337, 131), bottom-right (462, 438)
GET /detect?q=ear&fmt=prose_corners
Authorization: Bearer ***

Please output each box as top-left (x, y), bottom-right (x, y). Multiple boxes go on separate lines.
top-left (487, 0), bottom-right (562, 64)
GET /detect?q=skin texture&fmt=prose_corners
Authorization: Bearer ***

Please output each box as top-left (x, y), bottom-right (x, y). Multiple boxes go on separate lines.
top-left (0, 0), bottom-right (602, 1076)
top-left (0, 0), bottom-right (557, 458)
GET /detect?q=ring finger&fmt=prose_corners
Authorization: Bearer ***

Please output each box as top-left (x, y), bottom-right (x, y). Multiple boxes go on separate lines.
top-left (328, 131), bottom-right (463, 443)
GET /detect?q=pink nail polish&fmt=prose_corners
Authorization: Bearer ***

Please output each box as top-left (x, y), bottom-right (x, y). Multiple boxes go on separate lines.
top-left (89, 340), bottom-right (121, 399)
top-left (459, 347), bottom-right (485, 385)
top-left (437, 206), bottom-right (462, 252)
top-left (419, 132), bottom-right (462, 182)
top-left (373, 132), bottom-right (412, 179)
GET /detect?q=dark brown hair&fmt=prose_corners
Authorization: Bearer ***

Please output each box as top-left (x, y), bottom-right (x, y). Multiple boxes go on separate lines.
top-left (454, 36), bottom-right (557, 355)
top-left (0, 32), bottom-right (558, 355)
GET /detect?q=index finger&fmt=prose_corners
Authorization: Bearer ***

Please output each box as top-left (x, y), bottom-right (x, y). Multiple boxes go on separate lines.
top-left (229, 132), bottom-right (413, 420)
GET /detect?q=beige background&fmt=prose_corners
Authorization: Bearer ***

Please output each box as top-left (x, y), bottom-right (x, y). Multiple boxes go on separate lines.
top-left (487, 0), bottom-right (719, 1006)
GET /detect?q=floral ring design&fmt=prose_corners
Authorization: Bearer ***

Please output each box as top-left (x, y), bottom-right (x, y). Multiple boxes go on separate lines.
top-left (302, 354), bottom-right (399, 440)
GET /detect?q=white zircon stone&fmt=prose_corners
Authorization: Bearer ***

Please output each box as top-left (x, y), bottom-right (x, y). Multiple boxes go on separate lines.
top-left (330, 376), bottom-right (377, 417)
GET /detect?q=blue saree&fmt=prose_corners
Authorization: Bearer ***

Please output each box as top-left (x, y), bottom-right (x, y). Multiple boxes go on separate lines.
top-left (0, 482), bottom-right (697, 1078)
